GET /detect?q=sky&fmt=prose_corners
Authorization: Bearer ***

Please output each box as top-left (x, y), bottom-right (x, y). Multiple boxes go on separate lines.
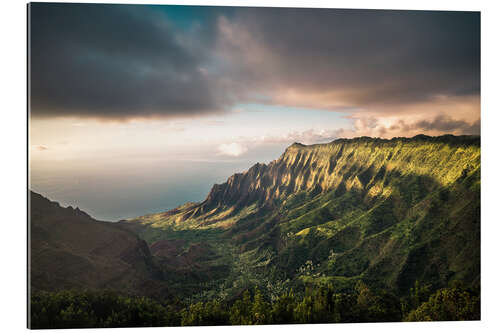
top-left (29, 3), bottom-right (480, 221)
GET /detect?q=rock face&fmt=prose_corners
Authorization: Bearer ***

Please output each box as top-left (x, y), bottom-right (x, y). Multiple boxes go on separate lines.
top-left (180, 135), bottom-right (480, 220)
top-left (29, 191), bottom-right (169, 298)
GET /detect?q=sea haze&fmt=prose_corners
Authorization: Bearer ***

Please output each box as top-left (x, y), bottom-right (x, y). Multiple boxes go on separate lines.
top-left (29, 145), bottom-right (288, 221)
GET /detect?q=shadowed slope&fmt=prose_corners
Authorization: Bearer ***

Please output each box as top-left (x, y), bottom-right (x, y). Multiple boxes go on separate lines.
top-left (29, 191), bottom-right (169, 298)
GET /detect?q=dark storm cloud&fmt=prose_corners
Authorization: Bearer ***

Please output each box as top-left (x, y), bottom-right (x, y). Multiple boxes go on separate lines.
top-left (29, 4), bottom-right (480, 119)
top-left (220, 8), bottom-right (480, 108)
top-left (29, 3), bottom-right (222, 118)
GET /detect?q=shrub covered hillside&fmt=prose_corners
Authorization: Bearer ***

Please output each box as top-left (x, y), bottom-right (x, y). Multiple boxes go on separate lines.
top-left (122, 135), bottom-right (480, 303)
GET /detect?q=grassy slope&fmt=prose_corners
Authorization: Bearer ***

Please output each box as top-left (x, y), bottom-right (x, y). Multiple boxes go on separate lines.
top-left (124, 135), bottom-right (480, 301)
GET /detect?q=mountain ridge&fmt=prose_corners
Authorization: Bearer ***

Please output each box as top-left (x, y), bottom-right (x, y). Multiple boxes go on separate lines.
top-left (121, 134), bottom-right (480, 300)
top-left (130, 134), bottom-right (479, 226)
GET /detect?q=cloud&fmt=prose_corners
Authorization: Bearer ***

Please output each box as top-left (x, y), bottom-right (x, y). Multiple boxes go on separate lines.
top-left (29, 3), bottom-right (224, 119)
top-left (217, 142), bottom-right (248, 157)
top-left (414, 115), bottom-right (480, 134)
top-left (203, 120), bottom-right (225, 126)
top-left (250, 129), bottom-right (339, 146)
top-left (335, 113), bottom-right (480, 139)
top-left (29, 4), bottom-right (480, 128)
top-left (216, 8), bottom-right (480, 111)
top-left (33, 145), bottom-right (48, 151)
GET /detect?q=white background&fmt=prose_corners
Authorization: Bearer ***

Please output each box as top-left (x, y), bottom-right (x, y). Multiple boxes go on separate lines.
top-left (1, 0), bottom-right (499, 332)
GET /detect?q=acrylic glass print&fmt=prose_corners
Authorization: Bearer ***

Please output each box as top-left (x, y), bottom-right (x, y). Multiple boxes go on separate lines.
top-left (27, 2), bottom-right (480, 329)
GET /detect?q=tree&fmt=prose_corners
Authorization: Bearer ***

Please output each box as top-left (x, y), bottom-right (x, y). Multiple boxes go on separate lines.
top-left (229, 290), bottom-right (253, 325)
top-left (355, 281), bottom-right (401, 322)
top-left (271, 291), bottom-right (297, 324)
top-left (252, 288), bottom-right (271, 324)
top-left (405, 285), bottom-right (479, 321)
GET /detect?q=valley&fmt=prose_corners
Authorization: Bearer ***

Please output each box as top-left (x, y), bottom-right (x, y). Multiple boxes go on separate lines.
top-left (29, 134), bottom-right (481, 326)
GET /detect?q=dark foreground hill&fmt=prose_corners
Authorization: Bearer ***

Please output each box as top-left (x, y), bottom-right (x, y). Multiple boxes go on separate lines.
top-left (29, 191), bottom-right (170, 298)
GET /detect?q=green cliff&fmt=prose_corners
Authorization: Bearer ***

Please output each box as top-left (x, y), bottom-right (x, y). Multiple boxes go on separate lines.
top-left (124, 135), bottom-right (480, 300)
